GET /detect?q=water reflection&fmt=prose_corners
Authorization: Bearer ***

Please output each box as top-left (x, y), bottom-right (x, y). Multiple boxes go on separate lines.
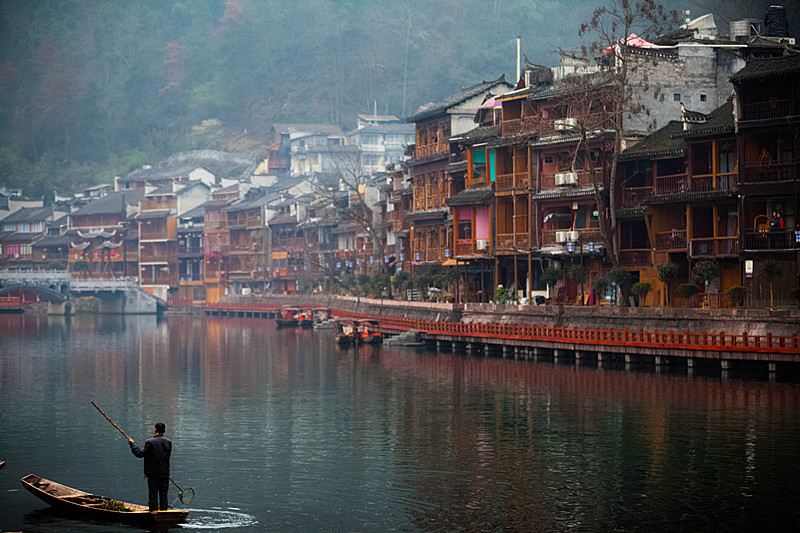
top-left (1, 314), bottom-right (799, 532)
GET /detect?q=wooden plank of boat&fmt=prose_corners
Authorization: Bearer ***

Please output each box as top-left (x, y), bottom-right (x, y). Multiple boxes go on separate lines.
top-left (21, 474), bottom-right (188, 526)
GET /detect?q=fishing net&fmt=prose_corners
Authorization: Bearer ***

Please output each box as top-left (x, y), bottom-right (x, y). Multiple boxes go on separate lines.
top-left (177, 486), bottom-right (195, 505)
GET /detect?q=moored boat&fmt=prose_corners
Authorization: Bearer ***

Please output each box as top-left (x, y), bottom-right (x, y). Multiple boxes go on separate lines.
top-left (275, 306), bottom-right (300, 328)
top-left (355, 319), bottom-right (382, 344)
top-left (297, 309), bottom-right (314, 329)
top-left (334, 318), bottom-right (357, 345)
top-left (21, 474), bottom-right (188, 527)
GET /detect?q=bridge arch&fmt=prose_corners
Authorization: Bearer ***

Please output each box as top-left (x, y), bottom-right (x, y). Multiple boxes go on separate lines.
top-left (0, 284), bottom-right (69, 303)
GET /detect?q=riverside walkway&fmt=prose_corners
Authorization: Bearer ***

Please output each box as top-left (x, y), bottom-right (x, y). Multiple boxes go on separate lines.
top-left (201, 299), bottom-right (800, 373)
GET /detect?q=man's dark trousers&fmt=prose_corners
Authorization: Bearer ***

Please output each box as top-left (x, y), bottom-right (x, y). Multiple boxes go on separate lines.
top-left (147, 476), bottom-right (169, 511)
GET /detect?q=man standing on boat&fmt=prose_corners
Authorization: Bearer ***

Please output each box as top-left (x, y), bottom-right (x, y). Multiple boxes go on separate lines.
top-left (128, 422), bottom-right (172, 512)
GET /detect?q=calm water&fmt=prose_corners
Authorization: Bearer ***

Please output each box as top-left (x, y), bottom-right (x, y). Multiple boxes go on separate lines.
top-left (1, 313), bottom-right (799, 532)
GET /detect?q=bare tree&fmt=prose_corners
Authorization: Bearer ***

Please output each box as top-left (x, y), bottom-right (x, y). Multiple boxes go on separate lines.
top-left (573, 0), bottom-right (679, 265)
top-left (310, 144), bottom-right (390, 276)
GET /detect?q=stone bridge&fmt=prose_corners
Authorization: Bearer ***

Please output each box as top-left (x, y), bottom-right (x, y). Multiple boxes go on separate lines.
top-left (0, 270), bottom-right (164, 314)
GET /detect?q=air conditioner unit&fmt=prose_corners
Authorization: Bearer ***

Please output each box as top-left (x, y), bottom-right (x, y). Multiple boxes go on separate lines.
top-left (566, 231), bottom-right (580, 243)
top-left (555, 231), bottom-right (568, 243)
top-left (555, 172), bottom-right (578, 186)
top-left (476, 239), bottom-right (489, 251)
top-left (554, 118), bottom-right (578, 131)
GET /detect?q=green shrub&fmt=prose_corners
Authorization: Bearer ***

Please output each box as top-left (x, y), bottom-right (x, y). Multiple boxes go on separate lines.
top-left (631, 282), bottom-right (652, 306)
top-left (726, 285), bottom-right (746, 307)
top-left (789, 287), bottom-right (800, 307)
top-left (677, 283), bottom-right (699, 301)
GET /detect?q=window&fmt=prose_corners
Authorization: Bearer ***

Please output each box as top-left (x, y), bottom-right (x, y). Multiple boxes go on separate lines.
top-left (700, 94), bottom-right (707, 102)
top-left (458, 219), bottom-right (472, 240)
top-left (544, 156), bottom-right (554, 165)
top-left (674, 93), bottom-right (681, 102)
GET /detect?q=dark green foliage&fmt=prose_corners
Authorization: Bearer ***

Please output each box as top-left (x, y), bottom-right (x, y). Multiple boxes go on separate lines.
top-left (631, 282), bottom-right (652, 306)
top-left (656, 262), bottom-right (679, 284)
top-left (691, 260), bottom-right (720, 287)
top-left (591, 274), bottom-right (608, 299)
top-left (789, 287), bottom-right (800, 307)
top-left (726, 285), bottom-right (746, 307)
top-left (541, 267), bottom-right (563, 288)
top-left (677, 283), bottom-right (699, 301)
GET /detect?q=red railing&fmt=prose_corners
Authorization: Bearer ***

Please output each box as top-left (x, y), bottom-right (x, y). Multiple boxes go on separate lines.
top-left (199, 302), bottom-right (800, 356)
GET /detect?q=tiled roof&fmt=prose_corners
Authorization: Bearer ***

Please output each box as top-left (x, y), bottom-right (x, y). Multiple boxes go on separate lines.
top-left (71, 191), bottom-right (143, 217)
top-left (32, 235), bottom-right (70, 247)
top-left (406, 76), bottom-right (509, 123)
top-left (446, 185), bottom-right (494, 207)
top-left (2, 206), bottom-right (52, 223)
top-left (449, 125), bottom-right (501, 144)
top-left (730, 53), bottom-right (800, 83)
top-left (619, 121), bottom-right (685, 161)
top-left (680, 98), bottom-right (734, 137)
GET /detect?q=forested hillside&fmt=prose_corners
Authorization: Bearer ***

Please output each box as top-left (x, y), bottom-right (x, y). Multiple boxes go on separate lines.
top-left (0, 0), bottom-right (793, 197)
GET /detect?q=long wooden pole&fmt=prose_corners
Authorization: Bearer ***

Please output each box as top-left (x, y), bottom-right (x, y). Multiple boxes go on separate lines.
top-left (91, 401), bottom-right (187, 495)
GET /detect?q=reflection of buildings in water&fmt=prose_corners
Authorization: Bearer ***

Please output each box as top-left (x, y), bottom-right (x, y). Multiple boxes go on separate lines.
top-left (375, 348), bottom-right (800, 531)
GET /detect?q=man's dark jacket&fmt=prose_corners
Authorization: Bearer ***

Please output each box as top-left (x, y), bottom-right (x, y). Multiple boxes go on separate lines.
top-left (130, 434), bottom-right (171, 478)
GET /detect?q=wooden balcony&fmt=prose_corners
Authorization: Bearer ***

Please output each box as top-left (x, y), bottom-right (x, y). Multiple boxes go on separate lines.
top-left (496, 233), bottom-right (531, 250)
top-left (496, 172), bottom-right (530, 191)
top-left (742, 98), bottom-right (798, 121)
top-left (622, 186), bottom-right (653, 206)
top-left (619, 249), bottom-right (651, 266)
top-left (502, 119), bottom-right (522, 137)
top-left (690, 172), bottom-right (737, 192)
top-left (654, 230), bottom-right (687, 250)
top-left (689, 236), bottom-right (739, 258)
top-left (743, 229), bottom-right (799, 251)
top-left (654, 173), bottom-right (687, 195)
top-left (742, 160), bottom-right (798, 185)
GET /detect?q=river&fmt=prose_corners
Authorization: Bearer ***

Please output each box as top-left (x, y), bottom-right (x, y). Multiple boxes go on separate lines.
top-left (1, 313), bottom-right (799, 532)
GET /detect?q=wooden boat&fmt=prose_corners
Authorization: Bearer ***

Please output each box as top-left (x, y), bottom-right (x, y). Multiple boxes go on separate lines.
top-left (297, 309), bottom-right (314, 329)
top-left (275, 306), bottom-right (300, 328)
top-left (355, 319), bottom-right (382, 344)
top-left (21, 474), bottom-right (188, 527)
top-left (334, 318), bottom-right (357, 345)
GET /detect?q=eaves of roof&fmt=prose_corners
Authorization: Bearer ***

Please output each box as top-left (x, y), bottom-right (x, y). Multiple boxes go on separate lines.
top-left (406, 76), bottom-right (509, 123)
top-left (445, 185), bottom-right (494, 207)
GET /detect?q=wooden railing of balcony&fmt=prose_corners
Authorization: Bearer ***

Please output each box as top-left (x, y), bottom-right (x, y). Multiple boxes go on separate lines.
top-left (622, 186), bottom-right (652, 205)
top-left (742, 98), bottom-right (796, 121)
top-left (689, 236), bottom-right (739, 257)
top-left (455, 240), bottom-right (475, 256)
top-left (742, 160), bottom-right (797, 184)
top-left (496, 172), bottom-right (530, 191)
top-left (140, 228), bottom-right (171, 241)
top-left (743, 229), bottom-right (799, 250)
top-left (690, 172), bottom-right (737, 192)
top-left (496, 233), bottom-right (531, 250)
top-left (502, 119), bottom-right (522, 137)
top-left (654, 173), bottom-right (687, 195)
top-left (619, 249), bottom-right (651, 266)
top-left (654, 230), bottom-right (687, 250)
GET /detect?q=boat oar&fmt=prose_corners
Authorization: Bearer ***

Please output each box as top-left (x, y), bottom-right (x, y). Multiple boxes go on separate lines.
top-left (91, 401), bottom-right (195, 505)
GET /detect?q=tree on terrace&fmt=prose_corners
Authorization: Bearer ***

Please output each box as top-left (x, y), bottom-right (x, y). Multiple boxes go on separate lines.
top-left (565, 0), bottom-right (679, 268)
